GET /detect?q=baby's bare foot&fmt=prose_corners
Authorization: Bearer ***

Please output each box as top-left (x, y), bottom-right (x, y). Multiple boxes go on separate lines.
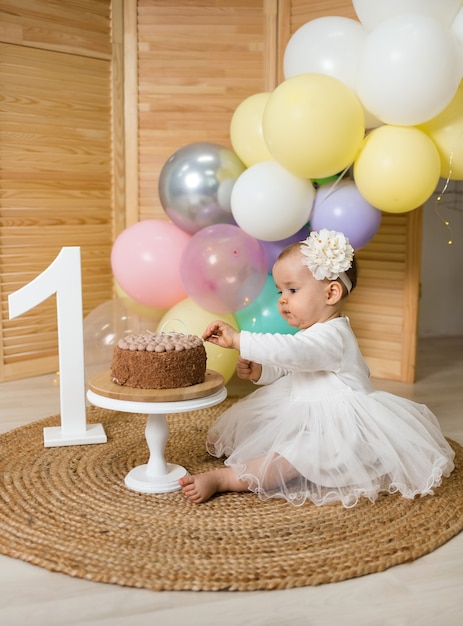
top-left (179, 472), bottom-right (221, 503)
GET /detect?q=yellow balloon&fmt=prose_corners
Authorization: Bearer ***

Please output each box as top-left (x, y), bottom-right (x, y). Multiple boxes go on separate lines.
top-left (158, 298), bottom-right (239, 384)
top-left (353, 125), bottom-right (441, 213)
top-left (262, 74), bottom-right (365, 179)
top-left (114, 282), bottom-right (167, 321)
top-left (230, 92), bottom-right (274, 167)
top-left (419, 80), bottom-right (463, 180)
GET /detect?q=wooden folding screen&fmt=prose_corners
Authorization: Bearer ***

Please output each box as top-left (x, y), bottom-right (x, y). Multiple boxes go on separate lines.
top-left (0, 0), bottom-right (421, 382)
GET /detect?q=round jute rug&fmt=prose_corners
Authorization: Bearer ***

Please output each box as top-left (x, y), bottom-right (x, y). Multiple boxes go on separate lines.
top-left (0, 399), bottom-right (462, 592)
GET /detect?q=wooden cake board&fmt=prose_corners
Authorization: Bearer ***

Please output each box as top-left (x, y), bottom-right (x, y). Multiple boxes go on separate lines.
top-left (88, 369), bottom-right (225, 403)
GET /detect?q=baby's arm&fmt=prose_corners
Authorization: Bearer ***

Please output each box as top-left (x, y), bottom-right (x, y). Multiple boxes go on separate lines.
top-left (203, 320), bottom-right (240, 350)
top-left (236, 358), bottom-right (262, 383)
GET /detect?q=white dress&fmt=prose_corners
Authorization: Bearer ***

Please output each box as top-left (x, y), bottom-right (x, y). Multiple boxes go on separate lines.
top-left (207, 317), bottom-right (455, 507)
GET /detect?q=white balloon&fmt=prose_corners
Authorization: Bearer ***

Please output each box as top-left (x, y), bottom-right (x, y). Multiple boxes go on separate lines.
top-left (451, 8), bottom-right (463, 75)
top-left (353, 0), bottom-right (463, 30)
top-left (284, 17), bottom-right (367, 88)
top-left (230, 161), bottom-right (314, 242)
top-left (356, 15), bottom-right (462, 125)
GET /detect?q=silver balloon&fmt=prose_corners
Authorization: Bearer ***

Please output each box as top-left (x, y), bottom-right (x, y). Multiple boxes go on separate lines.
top-left (158, 142), bottom-right (246, 234)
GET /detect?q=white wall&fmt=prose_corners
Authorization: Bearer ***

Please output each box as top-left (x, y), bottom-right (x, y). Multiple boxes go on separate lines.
top-left (419, 180), bottom-right (463, 337)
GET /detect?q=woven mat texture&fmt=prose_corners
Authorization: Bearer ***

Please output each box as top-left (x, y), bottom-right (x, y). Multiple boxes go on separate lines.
top-left (0, 399), bottom-right (462, 591)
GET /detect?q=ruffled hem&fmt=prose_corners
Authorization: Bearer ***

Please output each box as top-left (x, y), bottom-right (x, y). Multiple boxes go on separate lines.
top-left (206, 384), bottom-right (456, 508)
top-left (227, 460), bottom-right (453, 509)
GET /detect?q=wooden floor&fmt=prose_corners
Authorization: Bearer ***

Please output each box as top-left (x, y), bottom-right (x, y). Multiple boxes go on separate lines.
top-left (1, 336), bottom-right (462, 626)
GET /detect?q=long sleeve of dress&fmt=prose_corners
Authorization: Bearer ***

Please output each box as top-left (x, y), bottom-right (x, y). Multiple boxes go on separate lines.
top-left (240, 318), bottom-right (371, 393)
top-left (240, 327), bottom-right (341, 372)
top-left (256, 363), bottom-right (289, 385)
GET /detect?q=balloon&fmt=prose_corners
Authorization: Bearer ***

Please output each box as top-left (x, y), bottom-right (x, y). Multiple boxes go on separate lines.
top-left (353, 0), bottom-right (463, 30)
top-left (283, 17), bottom-right (382, 130)
top-left (111, 219), bottom-right (190, 309)
top-left (312, 174), bottom-right (343, 187)
top-left (158, 299), bottom-right (239, 383)
top-left (158, 142), bottom-right (245, 234)
top-left (419, 80), bottom-right (463, 180)
top-left (231, 161), bottom-right (315, 241)
top-left (84, 298), bottom-right (163, 383)
top-left (451, 8), bottom-right (463, 70)
top-left (179, 224), bottom-right (267, 313)
top-left (311, 180), bottom-right (382, 249)
top-left (356, 15), bottom-right (461, 126)
top-left (114, 282), bottom-right (167, 320)
top-left (284, 17), bottom-right (367, 88)
top-left (230, 92), bottom-right (273, 167)
top-left (353, 125), bottom-right (441, 213)
top-left (263, 74), bottom-right (365, 179)
top-left (235, 275), bottom-right (298, 335)
top-left (259, 223), bottom-right (310, 272)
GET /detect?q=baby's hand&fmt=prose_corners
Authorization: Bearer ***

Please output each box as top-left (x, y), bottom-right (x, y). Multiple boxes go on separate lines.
top-left (202, 321), bottom-right (240, 350)
top-left (236, 358), bottom-right (262, 383)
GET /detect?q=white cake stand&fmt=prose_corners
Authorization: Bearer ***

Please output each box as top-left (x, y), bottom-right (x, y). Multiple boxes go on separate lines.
top-left (87, 370), bottom-right (227, 494)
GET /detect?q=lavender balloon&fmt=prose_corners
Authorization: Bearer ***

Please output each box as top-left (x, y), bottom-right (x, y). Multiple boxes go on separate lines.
top-left (259, 223), bottom-right (311, 272)
top-left (311, 179), bottom-right (382, 249)
top-left (159, 142), bottom-right (246, 235)
top-left (180, 224), bottom-right (267, 313)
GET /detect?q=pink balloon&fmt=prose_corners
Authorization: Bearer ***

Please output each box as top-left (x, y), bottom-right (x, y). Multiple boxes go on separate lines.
top-left (311, 180), bottom-right (382, 249)
top-left (111, 220), bottom-right (191, 309)
top-left (180, 224), bottom-right (267, 313)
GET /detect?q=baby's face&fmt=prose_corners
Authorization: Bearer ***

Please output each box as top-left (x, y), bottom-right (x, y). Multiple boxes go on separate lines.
top-left (272, 252), bottom-right (334, 330)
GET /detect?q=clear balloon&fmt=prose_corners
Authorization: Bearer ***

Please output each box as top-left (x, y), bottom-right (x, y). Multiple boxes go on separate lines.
top-left (353, 0), bottom-right (463, 30)
top-left (157, 298), bottom-right (239, 383)
top-left (179, 224), bottom-right (267, 313)
top-left (353, 125), bottom-right (441, 213)
top-left (356, 15), bottom-right (461, 126)
top-left (259, 223), bottom-right (310, 272)
top-left (231, 161), bottom-right (315, 241)
top-left (235, 274), bottom-right (298, 335)
top-left (84, 298), bottom-right (163, 384)
top-left (158, 142), bottom-right (246, 235)
top-left (419, 80), bottom-right (463, 180)
top-left (111, 219), bottom-right (190, 309)
top-left (230, 92), bottom-right (273, 167)
top-left (311, 180), bottom-right (382, 249)
top-left (263, 74), bottom-right (365, 179)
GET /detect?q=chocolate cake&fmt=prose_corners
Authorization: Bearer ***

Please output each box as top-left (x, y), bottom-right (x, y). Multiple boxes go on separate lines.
top-left (111, 332), bottom-right (207, 389)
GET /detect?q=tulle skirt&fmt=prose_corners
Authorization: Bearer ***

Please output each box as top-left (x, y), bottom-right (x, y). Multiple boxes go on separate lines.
top-left (206, 377), bottom-right (455, 508)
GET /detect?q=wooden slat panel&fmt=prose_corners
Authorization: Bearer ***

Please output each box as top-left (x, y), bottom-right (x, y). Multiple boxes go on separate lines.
top-left (0, 1), bottom-right (113, 381)
top-left (136, 0), bottom-right (267, 221)
top-left (343, 212), bottom-right (421, 381)
top-left (0, 0), bottom-right (111, 59)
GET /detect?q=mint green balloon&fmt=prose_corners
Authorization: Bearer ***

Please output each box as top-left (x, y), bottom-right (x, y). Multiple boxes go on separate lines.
top-left (235, 274), bottom-right (298, 334)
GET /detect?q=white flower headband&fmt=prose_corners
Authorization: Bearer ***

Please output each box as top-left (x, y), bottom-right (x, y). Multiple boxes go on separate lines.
top-left (300, 229), bottom-right (354, 293)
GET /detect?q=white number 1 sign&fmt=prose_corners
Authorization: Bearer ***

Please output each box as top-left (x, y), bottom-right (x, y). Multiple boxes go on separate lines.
top-left (8, 247), bottom-right (107, 447)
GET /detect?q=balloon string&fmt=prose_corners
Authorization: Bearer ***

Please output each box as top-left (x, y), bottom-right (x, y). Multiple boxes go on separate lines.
top-left (433, 136), bottom-right (463, 245)
top-left (314, 164), bottom-right (350, 206)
